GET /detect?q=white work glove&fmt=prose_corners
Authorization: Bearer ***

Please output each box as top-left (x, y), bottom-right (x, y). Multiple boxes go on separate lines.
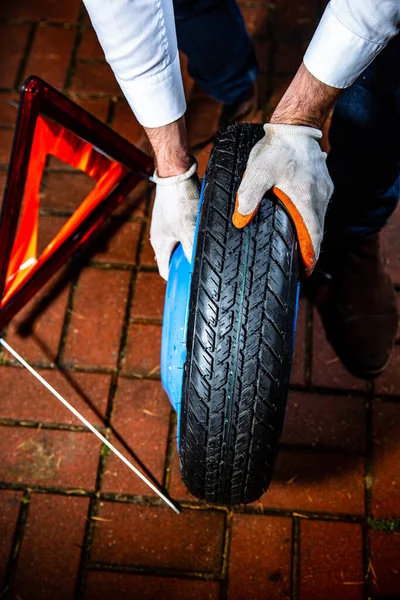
top-left (150, 161), bottom-right (201, 280)
top-left (233, 123), bottom-right (334, 275)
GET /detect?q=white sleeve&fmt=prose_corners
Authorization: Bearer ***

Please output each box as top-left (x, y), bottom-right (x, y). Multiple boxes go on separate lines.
top-left (304, 0), bottom-right (400, 89)
top-left (82, 0), bottom-right (186, 128)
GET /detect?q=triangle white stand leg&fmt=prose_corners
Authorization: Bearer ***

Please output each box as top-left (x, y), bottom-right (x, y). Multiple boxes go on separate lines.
top-left (0, 338), bottom-right (180, 514)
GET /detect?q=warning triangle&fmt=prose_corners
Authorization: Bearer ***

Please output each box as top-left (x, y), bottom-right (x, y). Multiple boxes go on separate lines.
top-left (0, 76), bottom-right (153, 330)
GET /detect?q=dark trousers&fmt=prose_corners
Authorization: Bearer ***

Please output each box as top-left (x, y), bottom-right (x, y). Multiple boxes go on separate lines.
top-left (173, 0), bottom-right (258, 104)
top-left (325, 33), bottom-right (400, 238)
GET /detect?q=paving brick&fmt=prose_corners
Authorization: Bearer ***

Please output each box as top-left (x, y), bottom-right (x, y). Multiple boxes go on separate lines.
top-left (114, 179), bottom-right (148, 219)
top-left (71, 98), bottom-right (110, 122)
top-left (256, 74), bottom-right (269, 108)
top-left (195, 141), bottom-right (213, 179)
top-left (370, 529), bottom-right (400, 595)
top-left (140, 219), bottom-right (157, 268)
top-left (282, 392), bottom-right (366, 452)
top-left (0, 129), bottom-right (14, 165)
top-left (24, 25), bottom-right (75, 91)
top-left (122, 323), bottom-right (161, 375)
top-left (42, 172), bottom-right (96, 210)
top-left (250, 108), bottom-right (264, 125)
top-left (112, 100), bottom-right (145, 147)
top-left (372, 400), bottom-right (400, 518)
top-left (240, 4), bottom-right (269, 36)
top-left (71, 61), bottom-right (120, 95)
top-left (260, 450), bottom-right (364, 514)
top-left (102, 378), bottom-right (170, 496)
top-left (254, 38), bottom-right (270, 76)
top-left (91, 503), bottom-right (225, 573)
top-left (0, 490), bottom-right (21, 589)
top-left (290, 296), bottom-right (306, 386)
top-left (91, 219), bottom-right (141, 265)
top-left (37, 215), bottom-right (68, 256)
top-left (312, 310), bottom-right (367, 391)
top-left (131, 272), bottom-right (166, 321)
top-left (79, 28), bottom-right (103, 59)
top-left (15, 494), bottom-right (89, 600)
top-left (0, 24), bottom-right (30, 89)
top-left (0, 0), bottom-right (81, 21)
top-left (275, 41), bottom-right (308, 73)
top-left (85, 572), bottom-right (220, 600)
top-left (229, 515), bottom-right (291, 600)
top-left (5, 270), bottom-right (70, 364)
top-left (46, 156), bottom-right (81, 171)
top-left (186, 84), bottom-right (222, 150)
top-left (81, 5), bottom-right (92, 27)
top-left (0, 92), bottom-right (19, 126)
top-left (382, 203), bottom-right (400, 286)
top-left (374, 345), bottom-right (400, 396)
top-left (0, 366), bottom-right (110, 425)
top-left (0, 428), bottom-right (100, 489)
top-left (301, 520), bottom-right (364, 600)
top-left (63, 268), bottom-right (130, 368)
top-left (274, 0), bottom-right (319, 41)
top-left (179, 52), bottom-right (195, 100)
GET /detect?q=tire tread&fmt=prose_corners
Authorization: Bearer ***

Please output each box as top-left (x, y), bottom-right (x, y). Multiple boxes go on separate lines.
top-left (180, 123), bottom-right (299, 504)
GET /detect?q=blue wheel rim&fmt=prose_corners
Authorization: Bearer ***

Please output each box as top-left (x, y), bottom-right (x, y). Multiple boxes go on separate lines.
top-left (161, 178), bottom-right (206, 446)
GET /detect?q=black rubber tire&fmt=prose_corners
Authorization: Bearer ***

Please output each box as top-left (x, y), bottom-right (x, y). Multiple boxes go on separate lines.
top-left (180, 123), bottom-right (300, 505)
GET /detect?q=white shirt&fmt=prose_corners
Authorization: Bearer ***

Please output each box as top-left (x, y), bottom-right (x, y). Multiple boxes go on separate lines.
top-left (83, 0), bottom-right (400, 128)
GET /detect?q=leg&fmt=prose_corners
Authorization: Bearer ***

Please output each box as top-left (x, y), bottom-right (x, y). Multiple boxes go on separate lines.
top-left (311, 35), bottom-right (400, 379)
top-left (325, 34), bottom-right (400, 239)
top-left (173, 0), bottom-right (258, 104)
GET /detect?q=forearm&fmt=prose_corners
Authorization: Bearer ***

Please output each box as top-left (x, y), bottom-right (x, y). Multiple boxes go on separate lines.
top-left (270, 63), bottom-right (342, 129)
top-left (145, 116), bottom-right (192, 177)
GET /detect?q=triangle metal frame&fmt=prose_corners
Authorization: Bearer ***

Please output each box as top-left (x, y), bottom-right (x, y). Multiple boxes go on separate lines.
top-left (0, 76), bottom-right (154, 330)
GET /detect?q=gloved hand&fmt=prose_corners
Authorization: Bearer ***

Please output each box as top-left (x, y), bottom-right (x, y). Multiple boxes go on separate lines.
top-left (233, 123), bottom-right (334, 275)
top-left (150, 161), bottom-right (201, 280)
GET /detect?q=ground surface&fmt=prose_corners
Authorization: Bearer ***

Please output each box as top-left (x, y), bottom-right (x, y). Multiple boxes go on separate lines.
top-left (1, 0), bottom-right (400, 598)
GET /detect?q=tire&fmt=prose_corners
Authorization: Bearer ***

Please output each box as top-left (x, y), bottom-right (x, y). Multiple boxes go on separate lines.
top-left (180, 123), bottom-right (300, 505)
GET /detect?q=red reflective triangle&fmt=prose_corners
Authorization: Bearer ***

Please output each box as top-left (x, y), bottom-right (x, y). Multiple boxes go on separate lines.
top-left (0, 76), bottom-right (153, 329)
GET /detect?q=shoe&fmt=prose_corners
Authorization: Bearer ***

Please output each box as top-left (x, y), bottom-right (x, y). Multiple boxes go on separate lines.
top-left (306, 231), bottom-right (399, 379)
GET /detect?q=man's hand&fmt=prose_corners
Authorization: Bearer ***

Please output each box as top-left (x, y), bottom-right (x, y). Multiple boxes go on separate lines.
top-left (234, 123), bottom-right (333, 273)
top-left (150, 162), bottom-right (200, 280)
top-left (234, 63), bottom-right (341, 275)
top-left (145, 116), bottom-right (200, 280)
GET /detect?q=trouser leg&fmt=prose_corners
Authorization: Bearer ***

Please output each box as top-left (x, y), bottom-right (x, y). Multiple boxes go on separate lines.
top-left (173, 0), bottom-right (258, 104)
top-left (325, 34), bottom-right (400, 240)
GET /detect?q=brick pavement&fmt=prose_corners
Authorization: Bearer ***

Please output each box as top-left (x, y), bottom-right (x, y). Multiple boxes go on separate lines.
top-left (1, 0), bottom-right (400, 598)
